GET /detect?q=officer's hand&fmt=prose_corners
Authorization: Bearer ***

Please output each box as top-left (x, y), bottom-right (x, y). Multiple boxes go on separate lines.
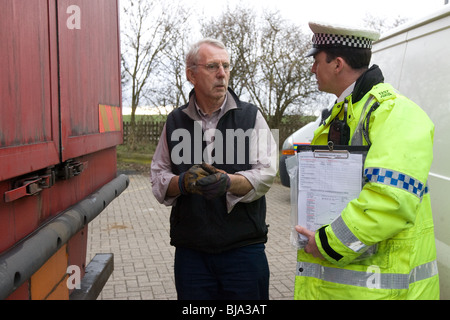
top-left (178, 164), bottom-right (210, 195)
top-left (295, 225), bottom-right (324, 260)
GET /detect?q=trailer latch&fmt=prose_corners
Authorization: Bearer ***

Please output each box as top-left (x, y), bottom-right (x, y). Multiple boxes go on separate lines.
top-left (57, 160), bottom-right (87, 180)
top-left (4, 172), bottom-right (55, 203)
top-left (3, 160), bottom-right (87, 203)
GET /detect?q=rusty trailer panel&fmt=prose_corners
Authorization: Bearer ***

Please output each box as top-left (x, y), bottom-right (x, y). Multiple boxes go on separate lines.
top-left (0, 0), bottom-right (125, 300)
top-left (58, 0), bottom-right (123, 161)
top-left (0, 0), bottom-right (60, 181)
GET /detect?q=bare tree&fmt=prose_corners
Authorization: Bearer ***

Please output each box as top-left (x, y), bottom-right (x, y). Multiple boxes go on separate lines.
top-left (363, 13), bottom-right (408, 34)
top-left (201, 6), bottom-right (259, 97)
top-left (147, 6), bottom-right (192, 110)
top-left (254, 12), bottom-right (319, 128)
top-left (121, 0), bottom-right (182, 148)
top-left (202, 7), bottom-right (319, 129)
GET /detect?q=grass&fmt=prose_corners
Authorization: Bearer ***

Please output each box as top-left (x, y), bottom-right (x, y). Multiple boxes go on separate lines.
top-left (117, 143), bottom-right (155, 175)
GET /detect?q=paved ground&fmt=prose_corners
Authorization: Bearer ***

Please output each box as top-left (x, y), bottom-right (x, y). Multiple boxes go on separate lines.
top-left (87, 173), bottom-right (296, 300)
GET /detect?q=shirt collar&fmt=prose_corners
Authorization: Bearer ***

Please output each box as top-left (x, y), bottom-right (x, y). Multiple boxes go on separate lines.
top-left (182, 90), bottom-right (238, 121)
top-left (195, 95), bottom-right (227, 118)
top-left (337, 82), bottom-right (356, 103)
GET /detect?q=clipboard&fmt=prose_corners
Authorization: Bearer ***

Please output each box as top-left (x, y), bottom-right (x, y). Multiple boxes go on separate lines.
top-left (296, 143), bottom-right (369, 159)
top-left (291, 144), bottom-right (369, 245)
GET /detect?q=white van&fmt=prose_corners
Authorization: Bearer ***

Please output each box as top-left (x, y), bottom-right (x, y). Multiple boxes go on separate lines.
top-left (279, 5), bottom-right (450, 298)
top-left (279, 114), bottom-right (322, 187)
top-left (371, 6), bottom-right (450, 299)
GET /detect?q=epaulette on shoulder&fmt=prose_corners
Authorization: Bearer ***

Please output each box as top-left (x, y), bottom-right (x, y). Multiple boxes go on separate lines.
top-left (371, 84), bottom-right (397, 103)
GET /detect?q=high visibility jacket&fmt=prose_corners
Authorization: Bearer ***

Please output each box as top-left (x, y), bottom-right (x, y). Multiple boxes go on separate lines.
top-left (294, 67), bottom-right (439, 300)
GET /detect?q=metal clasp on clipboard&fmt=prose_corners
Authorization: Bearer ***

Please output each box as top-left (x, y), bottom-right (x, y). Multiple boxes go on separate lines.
top-left (313, 141), bottom-right (350, 159)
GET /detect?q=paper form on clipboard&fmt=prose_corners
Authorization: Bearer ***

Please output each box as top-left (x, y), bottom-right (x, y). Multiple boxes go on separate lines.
top-left (297, 148), bottom-right (364, 240)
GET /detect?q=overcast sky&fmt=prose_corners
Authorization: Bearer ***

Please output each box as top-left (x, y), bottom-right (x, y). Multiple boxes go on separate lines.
top-left (184, 0), bottom-right (446, 32)
top-left (122, 0), bottom-right (447, 112)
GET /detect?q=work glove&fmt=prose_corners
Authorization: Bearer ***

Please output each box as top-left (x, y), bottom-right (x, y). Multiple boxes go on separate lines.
top-left (196, 163), bottom-right (231, 200)
top-left (178, 164), bottom-right (211, 196)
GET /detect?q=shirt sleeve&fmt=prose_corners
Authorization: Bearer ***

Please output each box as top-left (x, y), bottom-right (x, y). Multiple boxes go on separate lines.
top-left (226, 110), bottom-right (277, 212)
top-left (150, 124), bottom-right (178, 206)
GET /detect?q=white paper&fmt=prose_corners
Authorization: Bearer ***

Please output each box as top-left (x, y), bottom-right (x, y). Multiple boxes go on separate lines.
top-left (297, 151), bottom-right (363, 239)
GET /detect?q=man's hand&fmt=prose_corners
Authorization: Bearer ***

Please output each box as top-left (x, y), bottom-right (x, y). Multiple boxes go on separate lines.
top-left (200, 162), bottom-right (223, 175)
top-left (178, 164), bottom-right (211, 195)
top-left (178, 163), bottom-right (230, 199)
top-left (295, 225), bottom-right (324, 259)
top-left (194, 162), bottom-right (230, 199)
top-left (196, 172), bottom-right (231, 200)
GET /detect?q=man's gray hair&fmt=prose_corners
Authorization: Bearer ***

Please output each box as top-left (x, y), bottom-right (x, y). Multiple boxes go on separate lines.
top-left (185, 38), bottom-right (229, 70)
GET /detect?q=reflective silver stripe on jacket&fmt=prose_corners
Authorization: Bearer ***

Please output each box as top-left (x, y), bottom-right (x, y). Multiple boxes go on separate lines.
top-left (364, 167), bottom-right (428, 199)
top-left (296, 260), bottom-right (438, 290)
top-left (351, 96), bottom-right (375, 146)
top-left (331, 215), bottom-right (368, 253)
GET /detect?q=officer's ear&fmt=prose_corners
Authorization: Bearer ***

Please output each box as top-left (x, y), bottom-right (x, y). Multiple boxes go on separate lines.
top-left (334, 57), bottom-right (345, 74)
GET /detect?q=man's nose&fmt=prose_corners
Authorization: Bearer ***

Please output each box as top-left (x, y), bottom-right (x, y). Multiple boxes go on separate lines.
top-left (216, 65), bottom-right (226, 77)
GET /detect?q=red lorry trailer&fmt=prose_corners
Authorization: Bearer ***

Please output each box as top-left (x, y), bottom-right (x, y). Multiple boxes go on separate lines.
top-left (0, 0), bottom-right (128, 300)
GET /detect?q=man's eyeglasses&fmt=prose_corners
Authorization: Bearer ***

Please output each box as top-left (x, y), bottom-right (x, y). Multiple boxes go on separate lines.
top-left (195, 62), bottom-right (232, 73)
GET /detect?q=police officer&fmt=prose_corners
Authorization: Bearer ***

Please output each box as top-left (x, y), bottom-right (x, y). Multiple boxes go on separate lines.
top-left (294, 22), bottom-right (439, 299)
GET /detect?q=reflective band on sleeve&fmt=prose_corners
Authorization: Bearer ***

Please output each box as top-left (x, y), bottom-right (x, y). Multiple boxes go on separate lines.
top-left (296, 260), bottom-right (438, 290)
top-left (364, 168), bottom-right (427, 199)
top-left (331, 216), bottom-right (367, 253)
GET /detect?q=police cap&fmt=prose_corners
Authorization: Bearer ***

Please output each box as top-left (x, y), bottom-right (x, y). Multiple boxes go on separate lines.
top-left (307, 21), bottom-right (380, 57)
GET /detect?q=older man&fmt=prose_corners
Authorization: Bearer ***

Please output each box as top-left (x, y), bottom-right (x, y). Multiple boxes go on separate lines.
top-left (151, 38), bottom-right (277, 300)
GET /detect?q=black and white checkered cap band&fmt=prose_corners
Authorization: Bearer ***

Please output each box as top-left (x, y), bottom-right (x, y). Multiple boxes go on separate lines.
top-left (313, 33), bottom-right (373, 49)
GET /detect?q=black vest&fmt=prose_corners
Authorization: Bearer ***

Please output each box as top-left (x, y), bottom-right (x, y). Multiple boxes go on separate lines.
top-left (165, 90), bottom-right (268, 253)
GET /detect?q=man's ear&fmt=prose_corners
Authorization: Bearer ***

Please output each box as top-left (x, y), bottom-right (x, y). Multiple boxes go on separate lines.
top-left (186, 68), bottom-right (196, 85)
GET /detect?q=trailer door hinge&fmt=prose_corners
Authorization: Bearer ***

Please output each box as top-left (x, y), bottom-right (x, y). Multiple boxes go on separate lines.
top-left (4, 171), bottom-right (56, 203)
